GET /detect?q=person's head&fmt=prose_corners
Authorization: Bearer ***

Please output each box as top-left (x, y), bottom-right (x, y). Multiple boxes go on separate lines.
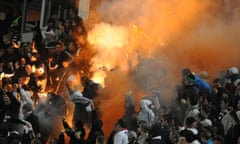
top-left (229, 110), bottom-right (240, 124)
top-left (24, 64), bottom-right (32, 75)
top-left (115, 118), bottom-right (127, 130)
top-left (161, 114), bottom-right (172, 127)
top-left (2, 34), bottom-right (11, 45)
top-left (226, 66), bottom-right (239, 79)
top-left (47, 18), bottom-right (55, 28)
top-left (150, 123), bottom-right (163, 137)
top-left (69, 7), bottom-right (78, 17)
top-left (92, 119), bottom-right (103, 130)
top-left (213, 78), bottom-right (223, 88)
top-left (3, 93), bottom-right (12, 105)
top-left (56, 41), bottom-right (63, 50)
top-left (64, 19), bottom-right (71, 27)
top-left (186, 73), bottom-right (196, 85)
top-left (182, 68), bottom-right (191, 77)
top-left (137, 121), bottom-right (148, 134)
top-left (220, 97), bottom-right (229, 110)
top-left (68, 41), bottom-right (77, 53)
top-left (20, 57), bottom-right (26, 66)
top-left (67, 75), bottom-right (81, 91)
top-left (185, 117), bottom-right (197, 128)
top-left (179, 129), bottom-right (196, 143)
top-left (128, 131), bottom-right (137, 143)
top-left (22, 103), bottom-right (33, 115)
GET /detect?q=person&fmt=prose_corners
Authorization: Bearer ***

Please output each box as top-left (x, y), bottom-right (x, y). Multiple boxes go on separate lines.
top-left (68, 7), bottom-right (84, 27)
top-left (21, 103), bottom-right (41, 139)
top-left (137, 98), bottom-right (155, 128)
top-left (136, 121), bottom-right (149, 144)
top-left (122, 90), bottom-right (137, 131)
top-left (32, 26), bottom-right (43, 61)
top-left (224, 110), bottom-right (240, 144)
top-left (224, 67), bottom-right (240, 94)
top-left (86, 108), bottom-right (104, 144)
top-left (113, 118), bottom-right (129, 144)
top-left (212, 78), bottom-right (229, 110)
top-left (60, 118), bottom-right (86, 144)
top-left (66, 75), bottom-right (93, 125)
top-left (185, 72), bottom-right (212, 95)
top-left (9, 7), bottom-right (22, 33)
top-left (128, 131), bottom-right (137, 144)
top-left (148, 123), bottom-right (166, 144)
top-left (35, 92), bottom-right (66, 143)
top-left (1, 87), bottom-right (21, 119)
top-left (42, 29), bottom-right (57, 61)
top-left (179, 117), bottom-right (200, 144)
top-left (81, 76), bottom-right (100, 99)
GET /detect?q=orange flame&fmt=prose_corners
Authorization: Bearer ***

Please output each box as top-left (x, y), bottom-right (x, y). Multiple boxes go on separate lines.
top-left (90, 69), bottom-right (107, 88)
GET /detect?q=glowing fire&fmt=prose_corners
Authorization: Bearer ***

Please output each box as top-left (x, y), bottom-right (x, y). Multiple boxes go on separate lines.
top-left (90, 69), bottom-right (107, 88)
top-left (87, 22), bottom-right (130, 87)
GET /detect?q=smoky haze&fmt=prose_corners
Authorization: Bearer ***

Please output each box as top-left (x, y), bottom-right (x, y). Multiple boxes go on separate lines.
top-left (87, 0), bottom-right (240, 137)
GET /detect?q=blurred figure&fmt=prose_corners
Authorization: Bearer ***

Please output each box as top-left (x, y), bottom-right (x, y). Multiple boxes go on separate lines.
top-left (60, 118), bottom-right (86, 144)
top-left (66, 75), bottom-right (93, 125)
top-left (113, 119), bottom-right (128, 144)
top-left (224, 66), bottom-right (240, 94)
top-left (138, 98), bottom-right (155, 128)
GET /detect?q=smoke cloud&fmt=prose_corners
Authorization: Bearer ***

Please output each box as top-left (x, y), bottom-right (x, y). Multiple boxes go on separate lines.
top-left (87, 0), bottom-right (240, 137)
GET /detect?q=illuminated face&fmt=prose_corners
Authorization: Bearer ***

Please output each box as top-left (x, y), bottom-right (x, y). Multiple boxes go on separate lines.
top-left (25, 64), bottom-right (32, 74)
top-left (220, 100), bottom-right (227, 110)
top-left (68, 42), bottom-right (76, 52)
top-left (20, 57), bottom-right (26, 65)
top-left (3, 94), bottom-right (11, 105)
top-left (56, 44), bottom-right (63, 52)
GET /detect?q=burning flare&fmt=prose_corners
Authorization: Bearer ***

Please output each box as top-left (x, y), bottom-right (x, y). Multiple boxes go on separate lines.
top-left (87, 22), bottom-right (130, 86)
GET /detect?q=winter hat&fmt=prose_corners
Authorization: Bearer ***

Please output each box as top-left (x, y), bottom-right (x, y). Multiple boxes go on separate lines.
top-left (228, 66), bottom-right (239, 75)
top-left (200, 119), bottom-right (212, 127)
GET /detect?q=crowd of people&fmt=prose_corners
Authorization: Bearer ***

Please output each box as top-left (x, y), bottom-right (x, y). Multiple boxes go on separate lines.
top-left (0, 2), bottom-right (240, 144)
top-left (0, 5), bottom-right (101, 144)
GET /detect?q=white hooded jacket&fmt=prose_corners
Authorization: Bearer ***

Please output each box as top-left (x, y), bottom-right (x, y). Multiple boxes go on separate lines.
top-left (138, 99), bottom-right (155, 127)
